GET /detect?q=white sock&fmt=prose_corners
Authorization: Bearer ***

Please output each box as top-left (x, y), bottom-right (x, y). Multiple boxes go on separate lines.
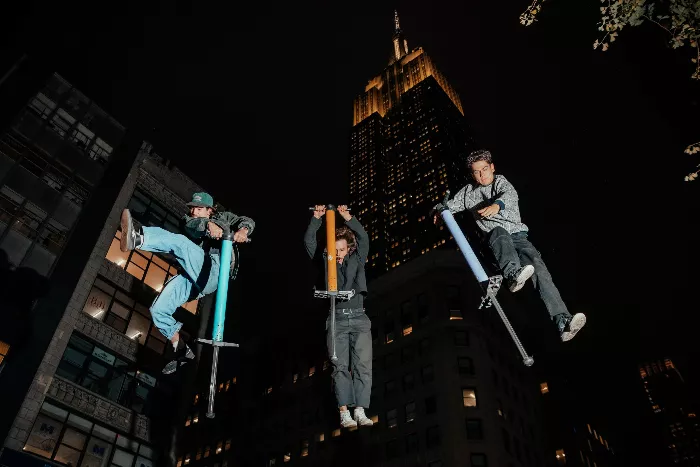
top-left (172, 339), bottom-right (179, 351)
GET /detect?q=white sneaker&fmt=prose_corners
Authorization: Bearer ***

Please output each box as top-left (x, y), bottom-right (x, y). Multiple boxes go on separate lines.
top-left (508, 265), bottom-right (535, 292)
top-left (354, 407), bottom-right (373, 426)
top-left (340, 410), bottom-right (358, 428)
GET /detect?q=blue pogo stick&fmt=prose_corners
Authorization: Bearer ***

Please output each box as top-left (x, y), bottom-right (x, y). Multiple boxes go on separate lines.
top-left (434, 191), bottom-right (534, 367)
top-left (195, 225), bottom-right (243, 418)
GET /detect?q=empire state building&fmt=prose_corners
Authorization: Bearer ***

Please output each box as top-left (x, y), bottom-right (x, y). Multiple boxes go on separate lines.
top-left (349, 11), bottom-right (476, 278)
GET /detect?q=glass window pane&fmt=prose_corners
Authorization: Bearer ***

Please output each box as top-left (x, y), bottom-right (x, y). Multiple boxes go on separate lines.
top-left (94, 278), bottom-right (116, 295)
top-left (1, 228), bottom-right (33, 267)
top-left (126, 262), bottom-right (145, 280)
top-left (83, 286), bottom-right (113, 321)
top-left (54, 443), bottom-right (82, 465)
top-left (106, 237), bottom-right (129, 267)
top-left (138, 445), bottom-right (156, 459)
top-left (112, 448), bottom-right (135, 467)
top-left (130, 252), bottom-right (148, 269)
top-left (24, 413), bottom-right (64, 458)
top-left (151, 255), bottom-right (169, 270)
top-left (126, 313), bottom-right (150, 344)
top-left (110, 302), bottom-right (131, 320)
top-left (22, 243), bottom-right (56, 276)
top-left (80, 436), bottom-right (112, 467)
top-left (135, 456), bottom-right (154, 467)
top-left (104, 314), bottom-right (127, 333)
top-left (41, 402), bottom-right (69, 421)
top-left (67, 414), bottom-right (93, 432)
top-left (181, 299), bottom-right (198, 315)
top-left (114, 291), bottom-right (135, 308)
top-left (53, 194), bottom-right (81, 229)
top-left (63, 347), bottom-right (88, 368)
top-left (144, 263), bottom-right (167, 292)
top-left (60, 427), bottom-right (87, 450)
top-left (116, 435), bottom-right (139, 452)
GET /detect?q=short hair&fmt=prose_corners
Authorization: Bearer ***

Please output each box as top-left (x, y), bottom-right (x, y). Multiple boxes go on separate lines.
top-left (466, 149), bottom-right (493, 167)
top-left (336, 226), bottom-right (357, 254)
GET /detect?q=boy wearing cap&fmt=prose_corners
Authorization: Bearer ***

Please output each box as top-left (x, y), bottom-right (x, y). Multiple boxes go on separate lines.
top-left (434, 150), bottom-right (586, 342)
top-left (120, 192), bottom-right (254, 374)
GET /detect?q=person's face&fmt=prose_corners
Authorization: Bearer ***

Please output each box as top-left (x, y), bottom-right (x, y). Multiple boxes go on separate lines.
top-left (191, 206), bottom-right (213, 218)
top-left (335, 239), bottom-right (349, 263)
top-left (471, 160), bottom-right (495, 186)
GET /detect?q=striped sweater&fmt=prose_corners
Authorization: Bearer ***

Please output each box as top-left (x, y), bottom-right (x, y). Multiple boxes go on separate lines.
top-left (445, 174), bottom-right (528, 235)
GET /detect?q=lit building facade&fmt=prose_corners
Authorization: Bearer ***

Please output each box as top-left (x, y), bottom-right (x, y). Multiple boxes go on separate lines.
top-left (639, 358), bottom-right (700, 466)
top-left (219, 250), bottom-right (548, 467)
top-left (0, 70), bottom-right (217, 467)
top-left (350, 12), bottom-right (475, 278)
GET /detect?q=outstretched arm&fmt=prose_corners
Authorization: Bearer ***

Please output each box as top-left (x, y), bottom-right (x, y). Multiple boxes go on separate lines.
top-left (215, 211), bottom-right (255, 235)
top-left (446, 185), bottom-right (473, 214)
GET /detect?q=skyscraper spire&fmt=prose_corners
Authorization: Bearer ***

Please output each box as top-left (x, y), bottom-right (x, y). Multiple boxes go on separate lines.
top-left (392, 10), bottom-right (409, 62)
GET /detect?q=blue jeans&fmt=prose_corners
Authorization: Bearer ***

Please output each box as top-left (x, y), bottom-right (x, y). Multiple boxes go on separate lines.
top-left (141, 227), bottom-right (220, 340)
top-left (326, 308), bottom-right (373, 408)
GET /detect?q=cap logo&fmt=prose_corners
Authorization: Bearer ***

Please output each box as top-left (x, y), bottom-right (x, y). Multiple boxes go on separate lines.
top-left (194, 196), bottom-right (202, 201)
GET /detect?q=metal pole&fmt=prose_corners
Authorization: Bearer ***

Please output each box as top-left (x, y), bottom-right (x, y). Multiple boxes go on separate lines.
top-left (206, 229), bottom-right (233, 419)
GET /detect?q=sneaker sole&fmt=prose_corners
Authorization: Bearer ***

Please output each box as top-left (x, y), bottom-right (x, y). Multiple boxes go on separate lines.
top-left (120, 210), bottom-right (133, 252)
top-left (509, 265), bottom-right (535, 293)
top-left (561, 313), bottom-right (586, 342)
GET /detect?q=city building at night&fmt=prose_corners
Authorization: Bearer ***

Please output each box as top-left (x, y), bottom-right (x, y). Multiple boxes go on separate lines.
top-left (0, 69), bottom-right (220, 467)
top-left (349, 11), bottom-right (476, 279)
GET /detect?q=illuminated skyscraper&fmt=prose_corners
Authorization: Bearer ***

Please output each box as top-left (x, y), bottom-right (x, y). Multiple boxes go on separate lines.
top-left (349, 11), bottom-right (475, 278)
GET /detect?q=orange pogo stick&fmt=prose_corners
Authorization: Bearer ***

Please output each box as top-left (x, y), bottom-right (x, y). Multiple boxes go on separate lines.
top-left (309, 205), bottom-right (355, 361)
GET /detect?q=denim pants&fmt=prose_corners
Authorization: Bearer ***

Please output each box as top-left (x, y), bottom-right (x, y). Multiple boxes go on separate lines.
top-left (487, 227), bottom-right (570, 321)
top-left (326, 308), bottom-right (373, 408)
top-left (141, 227), bottom-right (220, 340)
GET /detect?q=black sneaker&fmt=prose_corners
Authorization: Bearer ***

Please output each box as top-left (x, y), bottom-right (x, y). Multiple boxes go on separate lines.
top-left (558, 313), bottom-right (586, 342)
top-left (120, 209), bottom-right (143, 252)
top-left (508, 265), bottom-right (535, 293)
top-left (162, 340), bottom-right (195, 375)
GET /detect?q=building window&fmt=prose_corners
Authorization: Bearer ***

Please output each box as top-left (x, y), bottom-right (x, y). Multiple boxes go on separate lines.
top-left (54, 332), bottom-right (159, 415)
top-left (540, 382), bottom-right (549, 394)
top-left (88, 137), bottom-right (113, 163)
top-left (466, 419), bottom-right (484, 439)
top-left (458, 357), bottom-right (475, 375)
top-left (385, 380), bottom-right (397, 395)
top-left (418, 293), bottom-right (430, 323)
top-left (454, 330), bottom-right (469, 346)
top-left (24, 401), bottom-right (156, 466)
top-left (555, 449), bottom-right (566, 465)
top-left (225, 439), bottom-right (231, 451)
top-left (401, 345), bottom-right (415, 364)
top-left (405, 432), bottom-right (419, 453)
top-left (449, 309), bottom-right (463, 320)
top-left (386, 439), bottom-right (400, 460)
top-left (421, 364), bottom-right (434, 383)
top-left (28, 92), bottom-right (56, 119)
top-left (309, 366), bottom-right (316, 377)
top-left (387, 409), bottom-right (398, 429)
top-left (316, 433), bottom-right (325, 442)
top-left (426, 425), bottom-right (441, 449)
top-left (403, 373), bottom-right (415, 391)
top-left (384, 319), bottom-right (395, 344)
top-left (501, 428), bottom-right (511, 453)
top-left (462, 388), bottom-right (477, 408)
top-left (405, 401), bottom-right (417, 423)
top-left (49, 108), bottom-right (76, 137)
top-left (470, 453), bottom-right (488, 466)
top-left (332, 428), bottom-right (341, 437)
top-left (300, 439), bottom-right (309, 457)
top-left (81, 276), bottom-right (168, 353)
top-left (401, 301), bottom-right (413, 336)
top-left (425, 395), bottom-right (437, 414)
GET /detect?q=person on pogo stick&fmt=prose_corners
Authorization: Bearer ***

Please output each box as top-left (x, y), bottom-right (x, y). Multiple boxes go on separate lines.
top-left (434, 150), bottom-right (586, 342)
top-left (120, 192), bottom-right (254, 374)
top-left (305, 205), bottom-right (374, 428)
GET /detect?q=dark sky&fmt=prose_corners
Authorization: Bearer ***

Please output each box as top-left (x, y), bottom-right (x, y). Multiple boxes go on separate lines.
top-left (5, 0), bottom-right (700, 459)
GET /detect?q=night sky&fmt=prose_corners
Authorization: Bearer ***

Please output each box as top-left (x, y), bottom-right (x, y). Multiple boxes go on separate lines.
top-left (5, 0), bottom-right (700, 461)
